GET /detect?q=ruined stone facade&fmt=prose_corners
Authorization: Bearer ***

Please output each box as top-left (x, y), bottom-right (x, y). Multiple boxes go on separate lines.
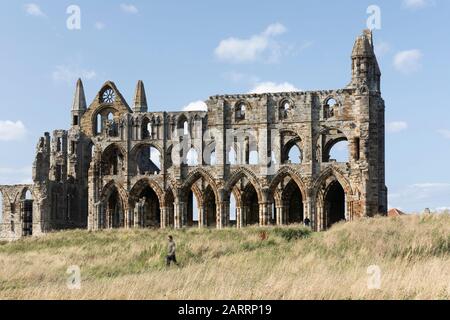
top-left (0, 30), bottom-right (387, 240)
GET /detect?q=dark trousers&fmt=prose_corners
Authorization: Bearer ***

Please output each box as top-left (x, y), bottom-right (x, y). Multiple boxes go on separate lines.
top-left (166, 254), bottom-right (177, 266)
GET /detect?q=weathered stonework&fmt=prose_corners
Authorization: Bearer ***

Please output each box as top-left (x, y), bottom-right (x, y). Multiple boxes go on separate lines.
top-left (0, 30), bottom-right (387, 240)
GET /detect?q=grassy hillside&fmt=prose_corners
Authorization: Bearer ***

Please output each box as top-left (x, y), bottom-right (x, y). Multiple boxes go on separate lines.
top-left (0, 214), bottom-right (449, 300)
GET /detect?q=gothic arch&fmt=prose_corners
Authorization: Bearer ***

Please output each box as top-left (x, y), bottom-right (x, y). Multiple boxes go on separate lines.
top-left (312, 166), bottom-right (353, 200)
top-left (129, 178), bottom-right (164, 205)
top-left (224, 168), bottom-right (263, 203)
top-left (101, 180), bottom-right (128, 206)
top-left (269, 167), bottom-right (307, 202)
top-left (181, 168), bottom-right (219, 203)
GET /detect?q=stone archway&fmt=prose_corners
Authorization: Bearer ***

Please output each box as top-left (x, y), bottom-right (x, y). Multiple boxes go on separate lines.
top-left (313, 168), bottom-right (353, 231)
top-left (269, 168), bottom-right (308, 226)
top-left (130, 179), bottom-right (164, 229)
top-left (324, 180), bottom-right (346, 228)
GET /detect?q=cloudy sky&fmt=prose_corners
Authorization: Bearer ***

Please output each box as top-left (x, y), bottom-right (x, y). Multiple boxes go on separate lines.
top-left (0, 0), bottom-right (449, 212)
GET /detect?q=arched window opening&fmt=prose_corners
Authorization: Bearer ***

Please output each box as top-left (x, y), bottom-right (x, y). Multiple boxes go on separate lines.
top-left (324, 98), bottom-right (338, 118)
top-left (107, 112), bottom-right (113, 121)
top-left (25, 190), bottom-right (33, 200)
top-left (102, 145), bottom-right (124, 176)
top-left (328, 140), bottom-right (349, 163)
top-left (287, 145), bottom-right (302, 164)
top-left (183, 121), bottom-right (189, 136)
top-left (280, 100), bottom-right (292, 119)
top-left (96, 114), bottom-right (102, 134)
top-left (141, 118), bottom-right (150, 139)
top-left (235, 102), bottom-right (247, 121)
top-left (324, 181), bottom-right (346, 229)
top-left (186, 148), bottom-right (199, 166)
top-left (149, 147), bottom-right (161, 173)
top-left (136, 146), bottom-right (161, 175)
top-left (56, 138), bottom-right (62, 152)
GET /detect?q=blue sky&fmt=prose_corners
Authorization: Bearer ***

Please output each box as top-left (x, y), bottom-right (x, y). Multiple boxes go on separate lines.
top-left (0, 0), bottom-right (449, 212)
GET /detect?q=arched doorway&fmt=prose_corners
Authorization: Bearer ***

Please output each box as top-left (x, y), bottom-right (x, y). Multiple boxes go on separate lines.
top-left (284, 181), bottom-right (304, 224)
top-left (324, 181), bottom-right (346, 228)
top-left (136, 186), bottom-right (161, 228)
top-left (242, 184), bottom-right (259, 226)
top-left (204, 186), bottom-right (217, 227)
top-left (21, 189), bottom-right (33, 236)
top-left (106, 186), bottom-right (124, 229)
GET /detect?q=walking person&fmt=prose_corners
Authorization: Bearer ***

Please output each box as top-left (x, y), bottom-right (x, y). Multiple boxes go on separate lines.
top-left (166, 235), bottom-right (178, 267)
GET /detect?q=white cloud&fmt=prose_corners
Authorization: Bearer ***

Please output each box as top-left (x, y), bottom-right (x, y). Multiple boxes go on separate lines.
top-left (249, 81), bottom-right (299, 94)
top-left (0, 121), bottom-right (27, 142)
top-left (438, 129), bottom-right (450, 139)
top-left (24, 3), bottom-right (46, 17)
top-left (183, 101), bottom-right (208, 112)
top-left (387, 121), bottom-right (408, 133)
top-left (95, 22), bottom-right (105, 30)
top-left (389, 182), bottom-right (450, 212)
top-left (393, 49), bottom-right (423, 74)
top-left (120, 4), bottom-right (139, 14)
top-left (214, 23), bottom-right (288, 63)
top-left (262, 23), bottom-right (287, 37)
top-left (52, 65), bottom-right (96, 84)
top-left (402, 0), bottom-right (433, 10)
top-left (374, 41), bottom-right (390, 57)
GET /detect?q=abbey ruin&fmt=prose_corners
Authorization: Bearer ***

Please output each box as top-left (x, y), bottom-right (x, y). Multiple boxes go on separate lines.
top-left (0, 30), bottom-right (387, 240)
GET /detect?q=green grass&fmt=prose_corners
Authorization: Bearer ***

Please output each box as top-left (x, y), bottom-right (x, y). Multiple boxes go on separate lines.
top-left (0, 215), bottom-right (448, 300)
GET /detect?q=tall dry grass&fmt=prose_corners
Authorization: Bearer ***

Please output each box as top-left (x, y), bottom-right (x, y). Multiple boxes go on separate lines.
top-left (0, 214), bottom-right (449, 300)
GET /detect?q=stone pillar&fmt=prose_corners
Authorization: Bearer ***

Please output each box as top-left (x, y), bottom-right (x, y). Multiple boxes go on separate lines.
top-left (276, 205), bottom-right (284, 226)
top-left (198, 205), bottom-right (206, 228)
top-left (316, 204), bottom-right (324, 232)
top-left (160, 206), bottom-right (168, 229)
top-left (96, 202), bottom-right (104, 230)
top-left (236, 207), bottom-right (244, 228)
top-left (217, 201), bottom-right (230, 229)
top-left (127, 207), bottom-right (133, 229)
top-left (174, 201), bottom-right (187, 229)
top-left (303, 198), bottom-right (312, 221)
top-left (259, 202), bottom-right (270, 226)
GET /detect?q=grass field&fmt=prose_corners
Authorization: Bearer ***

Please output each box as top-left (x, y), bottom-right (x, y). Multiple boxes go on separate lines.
top-left (0, 214), bottom-right (449, 300)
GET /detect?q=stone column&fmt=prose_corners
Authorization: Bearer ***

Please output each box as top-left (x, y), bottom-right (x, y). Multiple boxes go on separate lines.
top-left (198, 205), bottom-right (206, 228)
top-left (174, 201), bottom-right (187, 229)
top-left (276, 205), bottom-right (284, 226)
top-left (96, 202), bottom-right (104, 230)
top-left (236, 206), bottom-right (243, 228)
top-left (127, 207), bottom-right (133, 229)
top-left (160, 206), bottom-right (168, 229)
top-left (259, 202), bottom-right (270, 226)
top-left (217, 201), bottom-right (230, 229)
